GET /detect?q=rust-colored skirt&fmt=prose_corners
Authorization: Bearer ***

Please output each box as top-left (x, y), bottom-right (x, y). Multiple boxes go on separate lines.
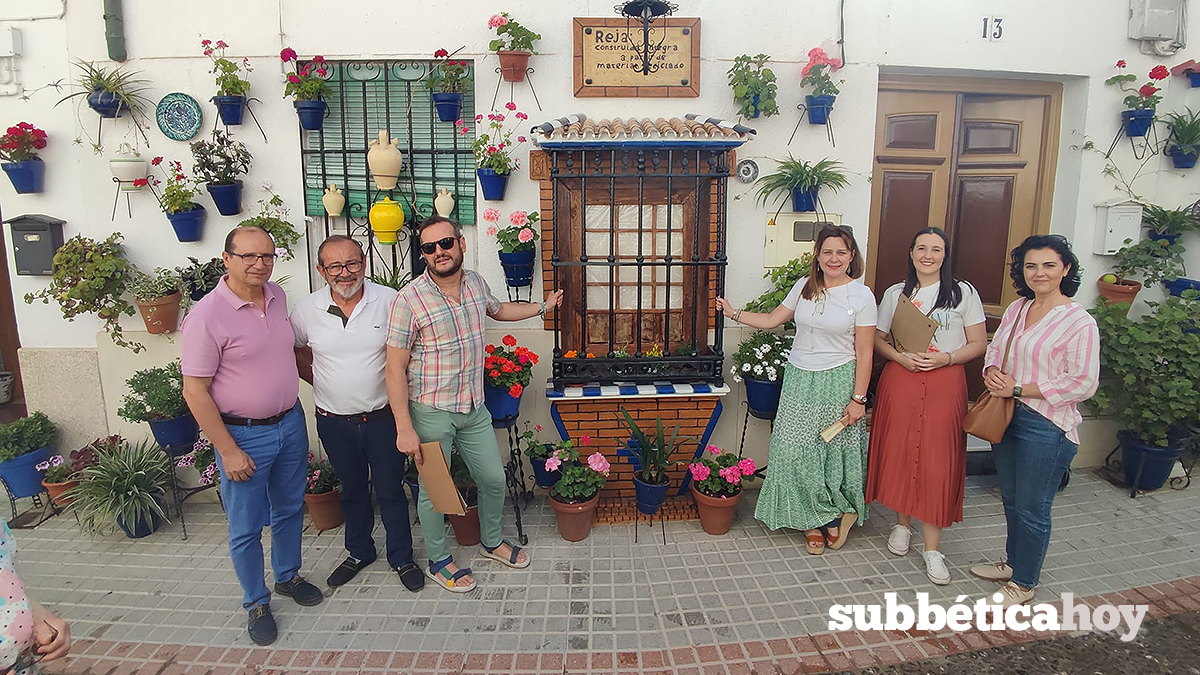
top-left (865, 362), bottom-right (967, 528)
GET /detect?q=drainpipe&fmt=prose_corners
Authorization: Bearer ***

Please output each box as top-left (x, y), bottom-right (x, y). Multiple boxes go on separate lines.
top-left (102, 0), bottom-right (127, 62)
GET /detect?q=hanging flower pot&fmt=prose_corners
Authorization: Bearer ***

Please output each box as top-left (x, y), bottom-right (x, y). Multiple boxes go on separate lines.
top-left (0, 446), bottom-right (53, 499)
top-left (477, 168), bottom-right (510, 201)
top-left (1, 159), bottom-right (45, 194)
top-left (367, 130), bottom-right (403, 190)
top-left (304, 490), bottom-right (344, 531)
top-left (548, 493), bottom-right (599, 542)
top-left (109, 143), bottom-right (148, 191)
top-left (368, 197), bottom-right (405, 245)
top-left (791, 186), bottom-right (819, 212)
top-left (632, 471), bottom-right (670, 516)
top-left (1168, 144), bottom-right (1199, 169)
top-left (497, 50), bottom-right (532, 82)
top-left (483, 383), bottom-right (522, 425)
top-left (498, 249), bottom-right (536, 287)
top-left (431, 92), bottom-right (464, 123)
top-left (293, 99), bottom-right (327, 131)
top-left (147, 413), bottom-right (199, 456)
top-left (1122, 109), bottom-right (1155, 137)
top-left (748, 93), bottom-right (761, 119)
top-left (136, 292), bottom-right (183, 335)
top-left (691, 484), bottom-right (741, 535)
top-left (1163, 276), bottom-right (1200, 297)
top-left (1146, 230), bottom-right (1181, 245)
top-left (1190, 72), bottom-right (1200, 87)
top-left (87, 89), bottom-right (127, 118)
top-left (206, 180), bottom-right (244, 216)
top-left (743, 377), bottom-right (783, 419)
top-left (166, 204), bottom-right (208, 242)
top-left (806, 94), bottom-right (836, 125)
top-left (212, 95), bottom-right (246, 126)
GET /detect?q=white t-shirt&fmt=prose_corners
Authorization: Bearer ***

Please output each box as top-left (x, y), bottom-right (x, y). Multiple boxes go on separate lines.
top-left (290, 281), bottom-right (398, 415)
top-left (876, 280), bottom-right (986, 354)
top-left (781, 277), bottom-right (878, 371)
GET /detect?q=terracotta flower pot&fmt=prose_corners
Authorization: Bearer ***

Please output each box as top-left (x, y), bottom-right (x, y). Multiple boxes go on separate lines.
top-left (548, 493), bottom-right (599, 542)
top-left (1096, 278), bottom-right (1141, 314)
top-left (135, 292), bottom-right (182, 334)
top-left (691, 484), bottom-right (742, 535)
top-left (448, 504), bottom-right (481, 546)
top-left (367, 130), bottom-right (403, 190)
top-left (304, 490), bottom-right (344, 531)
top-left (497, 50), bottom-right (531, 82)
top-left (42, 478), bottom-right (79, 507)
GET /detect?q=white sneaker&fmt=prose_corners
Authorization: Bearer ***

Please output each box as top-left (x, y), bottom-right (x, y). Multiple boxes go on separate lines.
top-left (990, 581), bottom-right (1035, 608)
top-left (969, 561), bottom-right (1014, 582)
top-left (923, 550), bottom-right (951, 585)
top-left (887, 524), bottom-right (912, 556)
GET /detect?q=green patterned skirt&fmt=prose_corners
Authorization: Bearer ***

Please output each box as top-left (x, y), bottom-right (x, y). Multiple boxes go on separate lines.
top-left (754, 360), bottom-right (868, 531)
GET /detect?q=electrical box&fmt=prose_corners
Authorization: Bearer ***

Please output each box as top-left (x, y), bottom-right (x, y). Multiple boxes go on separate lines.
top-left (763, 213), bottom-right (842, 267)
top-left (1093, 201), bottom-right (1142, 255)
top-left (0, 27), bottom-right (21, 57)
top-left (1128, 0), bottom-right (1183, 40)
top-left (5, 214), bottom-right (64, 275)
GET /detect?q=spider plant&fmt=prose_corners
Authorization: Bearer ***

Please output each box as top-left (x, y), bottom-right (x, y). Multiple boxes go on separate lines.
top-left (754, 156), bottom-right (850, 207)
top-left (368, 264), bottom-right (413, 290)
top-left (1141, 203), bottom-right (1200, 237)
top-left (1163, 107), bottom-right (1200, 155)
top-left (55, 60), bottom-right (153, 151)
top-left (64, 437), bottom-right (169, 536)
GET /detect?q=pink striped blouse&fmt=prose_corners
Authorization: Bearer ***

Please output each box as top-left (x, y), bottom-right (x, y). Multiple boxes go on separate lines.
top-left (983, 300), bottom-right (1100, 443)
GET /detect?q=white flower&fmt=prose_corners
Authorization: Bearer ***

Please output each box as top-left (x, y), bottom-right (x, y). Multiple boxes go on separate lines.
top-left (260, 181), bottom-right (272, 191)
top-left (753, 364), bottom-right (764, 375)
top-left (742, 363), bottom-right (751, 372)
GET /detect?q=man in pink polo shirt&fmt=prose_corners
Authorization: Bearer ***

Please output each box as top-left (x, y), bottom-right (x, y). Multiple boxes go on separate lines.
top-left (181, 226), bottom-right (322, 647)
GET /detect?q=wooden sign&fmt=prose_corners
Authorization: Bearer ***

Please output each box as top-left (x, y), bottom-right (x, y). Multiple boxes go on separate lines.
top-left (573, 17), bottom-right (700, 98)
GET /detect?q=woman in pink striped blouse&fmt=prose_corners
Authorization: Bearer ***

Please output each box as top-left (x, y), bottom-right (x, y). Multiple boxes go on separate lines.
top-left (968, 235), bottom-right (1099, 608)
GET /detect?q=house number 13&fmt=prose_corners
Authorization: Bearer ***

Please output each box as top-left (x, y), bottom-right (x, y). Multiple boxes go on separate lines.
top-left (981, 16), bottom-right (1004, 41)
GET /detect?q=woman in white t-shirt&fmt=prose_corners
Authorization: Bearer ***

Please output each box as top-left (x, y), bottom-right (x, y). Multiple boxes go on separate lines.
top-left (866, 228), bottom-right (988, 586)
top-left (716, 225), bottom-right (876, 555)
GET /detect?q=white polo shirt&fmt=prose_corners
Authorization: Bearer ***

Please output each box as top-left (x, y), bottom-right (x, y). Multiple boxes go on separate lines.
top-left (781, 276), bottom-right (878, 371)
top-left (290, 280), bottom-right (398, 415)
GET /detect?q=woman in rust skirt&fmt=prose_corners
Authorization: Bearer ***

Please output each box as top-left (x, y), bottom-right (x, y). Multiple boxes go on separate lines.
top-left (866, 228), bottom-right (987, 586)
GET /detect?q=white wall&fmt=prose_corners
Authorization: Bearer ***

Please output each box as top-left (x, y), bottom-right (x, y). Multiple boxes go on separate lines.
top-left (3, 0), bottom-right (1198, 461)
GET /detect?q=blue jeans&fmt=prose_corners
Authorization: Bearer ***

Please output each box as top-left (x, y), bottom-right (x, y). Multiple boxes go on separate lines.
top-left (991, 401), bottom-right (1077, 589)
top-left (315, 410), bottom-right (414, 569)
top-left (215, 402), bottom-right (308, 609)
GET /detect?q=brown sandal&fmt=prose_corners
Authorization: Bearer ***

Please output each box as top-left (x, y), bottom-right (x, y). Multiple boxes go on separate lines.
top-left (804, 530), bottom-right (826, 555)
top-left (826, 513), bottom-right (857, 550)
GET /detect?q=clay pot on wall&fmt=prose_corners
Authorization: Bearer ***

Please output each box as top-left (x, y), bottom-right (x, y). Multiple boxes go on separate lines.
top-left (434, 188), bottom-right (455, 217)
top-left (323, 183), bottom-right (345, 217)
top-left (367, 130), bottom-right (403, 190)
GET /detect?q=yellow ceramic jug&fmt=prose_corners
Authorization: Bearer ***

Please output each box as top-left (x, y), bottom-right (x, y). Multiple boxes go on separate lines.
top-left (369, 197), bottom-right (405, 244)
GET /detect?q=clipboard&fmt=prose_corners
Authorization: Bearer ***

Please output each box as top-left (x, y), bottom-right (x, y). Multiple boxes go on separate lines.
top-left (888, 293), bottom-right (940, 354)
top-left (414, 441), bottom-right (467, 515)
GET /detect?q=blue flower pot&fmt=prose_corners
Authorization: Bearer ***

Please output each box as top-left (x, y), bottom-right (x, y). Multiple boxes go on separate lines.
top-left (498, 249), bottom-right (536, 288)
top-left (293, 100), bottom-right (327, 131)
top-left (632, 471), bottom-right (670, 515)
top-left (1122, 109), bottom-right (1154, 138)
top-left (148, 414), bottom-right (199, 456)
top-left (477, 168), bottom-right (510, 201)
top-left (744, 377), bottom-right (783, 419)
top-left (1, 159), bottom-right (45, 194)
top-left (1163, 277), bottom-right (1200, 297)
top-left (0, 446), bottom-right (53, 499)
top-left (87, 89), bottom-right (127, 118)
top-left (213, 95), bottom-right (246, 126)
top-left (1168, 144), bottom-right (1199, 169)
top-left (431, 92), bottom-right (464, 123)
top-left (1120, 431), bottom-right (1181, 491)
top-left (484, 384), bottom-right (522, 427)
top-left (167, 205), bottom-right (207, 242)
top-left (206, 180), bottom-right (243, 216)
top-left (806, 95), bottom-right (836, 125)
top-left (116, 494), bottom-right (165, 539)
top-left (1147, 230), bottom-right (1181, 245)
top-left (791, 186), bottom-right (819, 212)
top-left (748, 94), bottom-right (761, 119)
top-left (530, 447), bottom-right (562, 488)
top-left (1190, 72), bottom-right (1200, 87)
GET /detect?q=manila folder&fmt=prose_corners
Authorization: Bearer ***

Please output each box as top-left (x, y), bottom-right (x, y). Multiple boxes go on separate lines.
top-left (890, 294), bottom-right (939, 354)
top-left (415, 441), bottom-right (467, 515)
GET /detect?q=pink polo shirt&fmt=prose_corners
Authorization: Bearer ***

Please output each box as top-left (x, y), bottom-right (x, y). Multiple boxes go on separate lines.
top-left (180, 276), bottom-right (299, 419)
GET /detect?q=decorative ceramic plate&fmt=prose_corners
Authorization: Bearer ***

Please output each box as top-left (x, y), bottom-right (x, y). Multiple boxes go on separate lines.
top-left (156, 93), bottom-right (203, 141)
top-left (736, 158), bottom-right (759, 183)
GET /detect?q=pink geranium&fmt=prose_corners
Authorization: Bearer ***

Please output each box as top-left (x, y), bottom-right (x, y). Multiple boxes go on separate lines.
top-left (580, 435), bottom-right (591, 446)
top-left (483, 207), bottom-right (501, 222)
top-left (486, 226), bottom-right (498, 237)
top-left (544, 453), bottom-right (562, 472)
top-left (517, 228), bottom-right (534, 243)
top-left (738, 458), bottom-right (757, 476)
top-left (488, 14), bottom-right (509, 29)
top-left (509, 210), bottom-right (528, 226)
top-left (719, 466), bottom-right (741, 485)
top-left (707, 444), bottom-right (721, 455)
top-left (587, 452), bottom-right (611, 475)
top-left (689, 462), bottom-right (710, 481)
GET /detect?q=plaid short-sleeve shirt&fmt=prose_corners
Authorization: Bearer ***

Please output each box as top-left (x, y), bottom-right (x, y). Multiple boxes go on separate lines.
top-left (387, 269), bottom-right (501, 413)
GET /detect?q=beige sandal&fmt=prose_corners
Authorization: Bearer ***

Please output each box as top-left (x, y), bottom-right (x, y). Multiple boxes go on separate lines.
top-left (826, 512), bottom-right (857, 550)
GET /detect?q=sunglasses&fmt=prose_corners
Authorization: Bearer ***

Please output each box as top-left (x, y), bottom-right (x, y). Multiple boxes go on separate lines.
top-left (419, 237), bottom-right (458, 255)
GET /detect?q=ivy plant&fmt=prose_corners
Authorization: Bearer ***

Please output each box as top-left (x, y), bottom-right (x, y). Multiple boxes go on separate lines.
top-left (727, 53), bottom-right (778, 118)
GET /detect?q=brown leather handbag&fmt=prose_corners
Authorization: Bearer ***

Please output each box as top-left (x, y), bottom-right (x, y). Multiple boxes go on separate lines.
top-left (963, 300), bottom-right (1029, 443)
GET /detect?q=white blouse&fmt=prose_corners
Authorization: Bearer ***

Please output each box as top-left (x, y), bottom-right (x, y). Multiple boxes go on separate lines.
top-left (781, 277), bottom-right (877, 371)
top-left (876, 281), bottom-right (986, 354)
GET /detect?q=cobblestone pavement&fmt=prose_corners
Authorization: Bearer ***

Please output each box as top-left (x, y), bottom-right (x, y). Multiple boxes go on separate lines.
top-left (17, 469), bottom-right (1200, 674)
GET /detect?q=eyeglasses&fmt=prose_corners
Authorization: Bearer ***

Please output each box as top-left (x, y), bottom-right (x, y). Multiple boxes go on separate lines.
top-left (226, 251), bottom-right (277, 265)
top-left (320, 259), bottom-right (364, 275)
top-left (419, 237), bottom-right (458, 255)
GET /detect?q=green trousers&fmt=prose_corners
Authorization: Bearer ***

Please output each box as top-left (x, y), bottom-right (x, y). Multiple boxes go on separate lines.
top-left (408, 401), bottom-right (508, 564)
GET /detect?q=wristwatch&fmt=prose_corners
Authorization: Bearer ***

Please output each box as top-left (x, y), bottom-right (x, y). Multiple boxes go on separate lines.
top-left (1012, 384), bottom-right (1023, 399)
top-left (851, 394), bottom-right (868, 405)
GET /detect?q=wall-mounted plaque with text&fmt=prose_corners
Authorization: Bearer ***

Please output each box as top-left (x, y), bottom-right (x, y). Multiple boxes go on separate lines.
top-left (573, 17), bottom-right (700, 98)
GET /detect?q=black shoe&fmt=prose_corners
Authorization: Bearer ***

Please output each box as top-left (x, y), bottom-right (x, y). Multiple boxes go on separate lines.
top-left (247, 604), bottom-right (277, 646)
top-left (396, 562), bottom-right (425, 592)
top-left (326, 555), bottom-right (375, 587)
top-left (274, 575), bottom-right (324, 606)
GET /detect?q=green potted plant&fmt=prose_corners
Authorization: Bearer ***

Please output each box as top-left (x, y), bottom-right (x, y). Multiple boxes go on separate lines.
top-left (545, 444), bottom-right (610, 542)
top-left (202, 38), bottom-right (252, 125)
top-left (488, 12), bottom-right (541, 82)
top-left (425, 49), bottom-right (472, 123)
top-left (191, 130), bottom-right (252, 216)
top-left (1163, 107), bottom-right (1200, 169)
top-left (484, 208), bottom-right (541, 287)
top-left (0, 122), bottom-right (48, 193)
top-left (67, 438), bottom-right (169, 538)
top-left (1141, 203), bottom-right (1200, 243)
top-left (743, 254), bottom-right (813, 332)
top-left (176, 436), bottom-right (218, 489)
top-left (1098, 236), bottom-right (1186, 309)
top-left (117, 360), bottom-right (197, 456)
top-left (145, 157), bottom-right (206, 242)
top-left (730, 330), bottom-right (791, 419)
top-left (23, 232), bottom-right (142, 352)
top-left (280, 48), bottom-right (332, 131)
top-left (483, 335), bottom-right (538, 423)
top-left (618, 410), bottom-right (689, 517)
top-left (54, 60), bottom-right (152, 150)
top-left (1090, 295), bottom-right (1200, 491)
top-left (799, 47), bottom-right (843, 124)
top-left (727, 53), bottom-right (778, 119)
top-left (0, 412), bottom-right (57, 500)
top-left (129, 268), bottom-right (182, 334)
top-left (237, 190), bottom-right (302, 261)
top-left (39, 435), bottom-right (117, 508)
top-left (687, 444), bottom-right (758, 535)
top-left (519, 420), bottom-right (561, 488)
top-left (459, 107), bottom-right (529, 201)
top-left (448, 450), bottom-right (481, 545)
top-left (304, 455), bottom-right (343, 531)
top-left (754, 156), bottom-right (849, 213)
top-left (1105, 60), bottom-right (1167, 137)
top-left (367, 264), bottom-right (413, 291)
top-left (177, 256), bottom-right (225, 301)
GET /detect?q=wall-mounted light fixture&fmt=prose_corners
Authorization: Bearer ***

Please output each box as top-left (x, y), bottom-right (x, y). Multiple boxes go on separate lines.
top-left (615, 0), bottom-right (678, 75)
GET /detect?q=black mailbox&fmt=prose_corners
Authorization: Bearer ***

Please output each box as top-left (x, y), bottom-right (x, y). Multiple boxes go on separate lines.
top-left (5, 214), bottom-right (64, 276)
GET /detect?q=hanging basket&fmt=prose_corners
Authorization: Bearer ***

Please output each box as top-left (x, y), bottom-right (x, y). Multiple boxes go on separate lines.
top-left (806, 95), bottom-right (836, 125)
top-left (477, 168), bottom-right (510, 201)
top-left (431, 92), bottom-right (464, 123)
top-left (206, 180), bottom-right (244, 216)
top-left (213, 95), bottom-right (246, 126)
top-left (87, 89), bottom-right (127, 118)
top-left (1, 159), bottom-right (45, 194)
top-left (1122, 109), bottom-right (1154, 138)
top-left (791, 186), bottom-right (819, 212)
top-left (498, 51), bottom-right (531, 82)
top-left (294, 100), bottom-right (327, 131)
top-left (1168, 144), bottom-right (1199, 169)
top-left (166, 205), bottom-right (207, 242)
top-left (498, 249), bottom-right (536, 287)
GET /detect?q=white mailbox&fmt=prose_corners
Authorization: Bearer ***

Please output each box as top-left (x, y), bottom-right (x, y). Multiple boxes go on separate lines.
top-left (1093, 200), bottom-right (1143, 255)
top-left (764, 213), bottom-right (842, 267)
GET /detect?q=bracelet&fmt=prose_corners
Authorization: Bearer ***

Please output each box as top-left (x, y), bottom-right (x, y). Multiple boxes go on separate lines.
top-left (538, 301), bottom-right (546, 316)
top-left (733, 309), bottom-right (743, 324)
top-left (947, 351), bottom-right (955, 365)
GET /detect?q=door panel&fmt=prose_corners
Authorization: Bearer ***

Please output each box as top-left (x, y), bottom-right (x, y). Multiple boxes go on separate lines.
top-left (954, 176), bottom-right (1015, 305)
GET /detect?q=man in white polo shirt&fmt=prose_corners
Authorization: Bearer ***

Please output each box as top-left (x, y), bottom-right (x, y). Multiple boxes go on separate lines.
top-left (292, 235), bottom-right (424, 591)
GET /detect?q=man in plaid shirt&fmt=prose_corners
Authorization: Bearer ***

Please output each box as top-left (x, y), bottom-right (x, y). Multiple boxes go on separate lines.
top-left (386, 216), bottom-right (562, 593)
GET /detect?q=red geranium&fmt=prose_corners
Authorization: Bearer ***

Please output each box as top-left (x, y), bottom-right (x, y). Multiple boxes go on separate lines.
top-left (1139, 83), bottom-right (1158, 98)
top-left (280, 46), bottom-right (331, 101)
top-left (509, 383), bottom-right (524, 398)
top-left (502, 334), bottom-right (517, 347)
top-left (483, 336), bottom-right (538, 393)
top-left (1106, 60), bottom-right (1165, 110)
top-left (0, 122), bottom-right (47, 163)
top-left (1150, 65), bottom-right (1169, 80)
